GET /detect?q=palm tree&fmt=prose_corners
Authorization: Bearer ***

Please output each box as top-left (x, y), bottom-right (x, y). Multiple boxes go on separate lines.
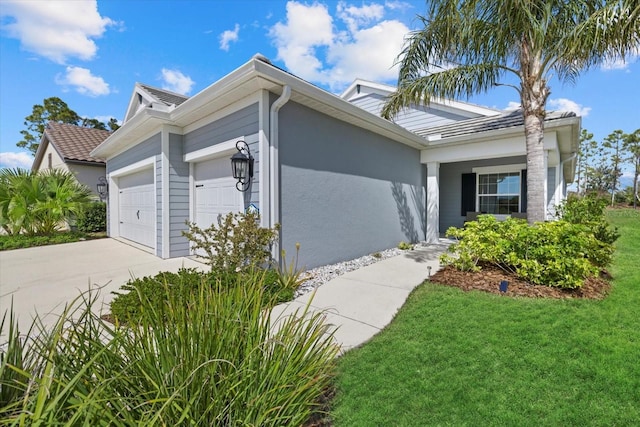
top-left (382, 0), bottom-right (640, 223)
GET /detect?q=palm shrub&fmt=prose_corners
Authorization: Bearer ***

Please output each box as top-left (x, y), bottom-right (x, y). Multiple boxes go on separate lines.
top-left (0, 168), bottom-right (92, 235)
top-left (0, 273), bottom-right (338, 425)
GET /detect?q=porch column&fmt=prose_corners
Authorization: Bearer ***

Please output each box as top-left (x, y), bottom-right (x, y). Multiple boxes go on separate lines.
top-left (426, 162), bottom-right (440, 243)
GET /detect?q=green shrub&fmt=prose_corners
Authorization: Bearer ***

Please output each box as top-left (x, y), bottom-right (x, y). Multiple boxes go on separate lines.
top-left (441, 215), bottom-right (602, 288)
top-left (110, 267), bottom-right (293, 323)
top-left (397, 241), bottom-right (413, 250)
top-left (0, 168), bottom-right (92, 235)
top-left (556, 193), bottom-right (620, 245)
top-left (76, 202), bottom-right (106, 232)
top-left (182, 211), bottom-right (279, 272)
top-left (0, 275), bottom-right (338, 425)
top-left (0, 231), bottom-right (104, 251)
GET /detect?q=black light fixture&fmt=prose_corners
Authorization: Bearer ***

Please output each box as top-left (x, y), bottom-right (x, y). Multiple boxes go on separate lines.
top-left (231, 140), bottom-right (254, 192)
top-left (97, 176), bottom-right (108, 201)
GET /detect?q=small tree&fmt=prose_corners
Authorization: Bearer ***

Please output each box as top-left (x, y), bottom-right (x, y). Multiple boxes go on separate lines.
top-left (602, 130), bottom-right (626, 206)
top-left (182, 212), bottom-right (279, 272)
top-left (17, 97), bottom-right (119, 155)
top-left (576, 129), bottom-right (597, 194)
top-left (623, 129), bottom-right (640, 208)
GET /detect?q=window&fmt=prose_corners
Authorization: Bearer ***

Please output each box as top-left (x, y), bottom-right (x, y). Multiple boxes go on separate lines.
top-left (478, 172), bottom-right (520, 214)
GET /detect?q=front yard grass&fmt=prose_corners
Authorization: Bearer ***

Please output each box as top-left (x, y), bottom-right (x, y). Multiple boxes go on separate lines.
top-left (331, 208), bottom-right (640, 426)
top-left (0, 231), bottom-right (106, 251)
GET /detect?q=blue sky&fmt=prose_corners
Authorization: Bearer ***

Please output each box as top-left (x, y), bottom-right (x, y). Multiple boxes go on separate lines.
top-left (1, 0), bottom-right (638, 182)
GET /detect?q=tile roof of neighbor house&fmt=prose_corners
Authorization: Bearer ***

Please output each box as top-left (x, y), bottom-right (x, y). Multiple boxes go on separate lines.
top-left (139, 83), bottom-right (189, 107)
top-left (45, 122), bottom-right (112, 164)
top-left (415, 109), bottom-right (577, 140)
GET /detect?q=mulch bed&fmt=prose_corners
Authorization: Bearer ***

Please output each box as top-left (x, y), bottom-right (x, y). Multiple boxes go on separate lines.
top-left (430, 265), bottom-right (611, 300)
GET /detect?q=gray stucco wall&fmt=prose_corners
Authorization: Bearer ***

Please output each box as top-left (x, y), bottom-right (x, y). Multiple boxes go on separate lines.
top-left (439, 156), bottom-right (527, 232)
top-left (278, 101), bottom-right (426, 269)
top-left (168, 133), bottom-right (190, 257)
top-left (183, 103), bottom-right (260, 211)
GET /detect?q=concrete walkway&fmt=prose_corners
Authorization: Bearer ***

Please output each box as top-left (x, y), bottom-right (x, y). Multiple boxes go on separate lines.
top-left (271, 241), bottom-right (450, 352)
top-left (1, 238), bottom-right (450, 351)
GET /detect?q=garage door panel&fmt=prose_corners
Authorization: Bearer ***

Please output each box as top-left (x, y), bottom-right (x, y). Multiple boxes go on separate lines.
top-left (118, 168), bottom-right (155, 249)
top-left (194, 178), bottom-right (242, 228)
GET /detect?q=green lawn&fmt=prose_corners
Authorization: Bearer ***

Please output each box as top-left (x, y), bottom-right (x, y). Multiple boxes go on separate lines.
top-left (332, 209), bottom-right (640, 426)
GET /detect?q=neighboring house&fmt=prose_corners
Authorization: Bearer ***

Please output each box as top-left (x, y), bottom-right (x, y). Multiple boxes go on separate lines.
top-left (32, 122), bottom-right (111, 198)
top-left (91, 54), bottom-right (579, 268)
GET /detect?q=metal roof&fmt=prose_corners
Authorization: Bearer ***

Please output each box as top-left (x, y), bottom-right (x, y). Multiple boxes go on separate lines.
top-left (415, 109), bottom-right (577, 140)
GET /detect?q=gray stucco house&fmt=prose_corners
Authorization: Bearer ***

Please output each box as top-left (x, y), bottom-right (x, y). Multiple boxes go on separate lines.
top-left (91, 54), bottom-right (580, 269)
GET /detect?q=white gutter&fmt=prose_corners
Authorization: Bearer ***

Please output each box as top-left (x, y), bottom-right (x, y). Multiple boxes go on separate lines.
top-left (269, 85), bottom-right (291, 254)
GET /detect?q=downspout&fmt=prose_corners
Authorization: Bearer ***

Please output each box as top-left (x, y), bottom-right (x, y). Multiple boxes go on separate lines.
top-left (269, 85), bottom-right (291, 258)
top-left (560, 152), bottom-right (577, 198)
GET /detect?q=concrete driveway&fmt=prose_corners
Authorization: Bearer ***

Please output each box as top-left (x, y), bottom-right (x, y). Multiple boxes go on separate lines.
top-left (0, 238), bottom-right (204, 333)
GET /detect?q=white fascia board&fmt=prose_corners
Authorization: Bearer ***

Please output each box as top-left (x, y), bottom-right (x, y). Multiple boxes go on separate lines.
top-left (421, 129), bottom-right (561, 164)
top-left (251, 62), bottom-right (429, 150)
top-left (91, 109), bottom-right (170, 159)
top-left (422, 135), bottom-right (526, 163)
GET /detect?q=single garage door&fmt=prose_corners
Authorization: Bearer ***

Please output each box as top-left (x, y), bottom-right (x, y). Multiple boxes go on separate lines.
top-left (194, 156), bottom-right (244, 230)
top-left (119, 168), bottom-right (155, 248)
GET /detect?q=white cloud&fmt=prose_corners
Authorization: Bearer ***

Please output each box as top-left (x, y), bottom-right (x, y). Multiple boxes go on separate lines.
top-left (219, 24), bottom-right (240, 51)
top-left (269, 1), bottom-right (410, 90)
top-left (505, 101), bottom-right (521, 111)
top-left (548, 98), bottom-right (591, 117)
top-left (601, 48), bottom-right (639, 71)
top-left (160, 68), bottom-right (194, 95)
top-left (0, 0), bottom-right (115, 64)
top-left (337, 2), bottom-right (384, 33)
top-left (93, 115), bottom-right (121, 126)
top-left (0, 152), bottom-right (34, 169)
top-left (55, 66), bottom-right (110, 96)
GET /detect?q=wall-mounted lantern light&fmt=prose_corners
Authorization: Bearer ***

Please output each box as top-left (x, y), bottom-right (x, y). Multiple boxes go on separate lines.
top-left (231, 140), bottom-right (254, 192)
top-left (97, 176), bottom-right (108, 201)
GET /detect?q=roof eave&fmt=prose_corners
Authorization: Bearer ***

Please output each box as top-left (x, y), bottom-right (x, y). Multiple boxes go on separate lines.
top-left (91, 109), bottom-right (171, 159)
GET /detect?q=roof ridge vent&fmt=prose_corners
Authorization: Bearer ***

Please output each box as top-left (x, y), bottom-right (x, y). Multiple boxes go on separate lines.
top-left (252, 53), bottom-right (271, 64)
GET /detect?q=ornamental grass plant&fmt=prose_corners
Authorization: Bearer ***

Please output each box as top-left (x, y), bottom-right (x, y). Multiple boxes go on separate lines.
top-left (0, 271), bottom-right (338, 425)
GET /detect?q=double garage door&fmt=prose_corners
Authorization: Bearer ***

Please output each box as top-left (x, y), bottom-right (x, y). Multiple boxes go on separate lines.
top-left (118, 168), bottom-right (155, 248)
top-left (116, 157), bottom-right (243, 251)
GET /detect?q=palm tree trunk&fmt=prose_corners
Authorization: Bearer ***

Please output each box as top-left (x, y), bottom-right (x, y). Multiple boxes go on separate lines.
top-left (520, 42), bottom-right (550, 224)
top-left (523, 114), bottom-right (546, 223)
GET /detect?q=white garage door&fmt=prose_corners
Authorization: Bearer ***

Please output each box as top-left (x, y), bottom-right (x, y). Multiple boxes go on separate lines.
top-left (118, 168), bottom-right (155, 248)
top-left (194, 156), bottom-right (244, 230)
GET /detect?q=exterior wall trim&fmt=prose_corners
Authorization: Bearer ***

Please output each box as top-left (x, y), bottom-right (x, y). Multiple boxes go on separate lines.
top-left (183, 137), bottom-right (241, 163)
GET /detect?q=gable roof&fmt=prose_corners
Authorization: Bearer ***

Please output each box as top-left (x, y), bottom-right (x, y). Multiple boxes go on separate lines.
top-left (341, 79), bottom-right (502, 118)
top-left (123, 83), bottom-right (190, 123)
top-left (93, 54), bottom-right (430, 159)
top-left (139, 83), bottom-right (190, 107)
top-left (32, 122), bottom-right (111, 170)
top-left (416, 109), bottom-right (577, 140)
